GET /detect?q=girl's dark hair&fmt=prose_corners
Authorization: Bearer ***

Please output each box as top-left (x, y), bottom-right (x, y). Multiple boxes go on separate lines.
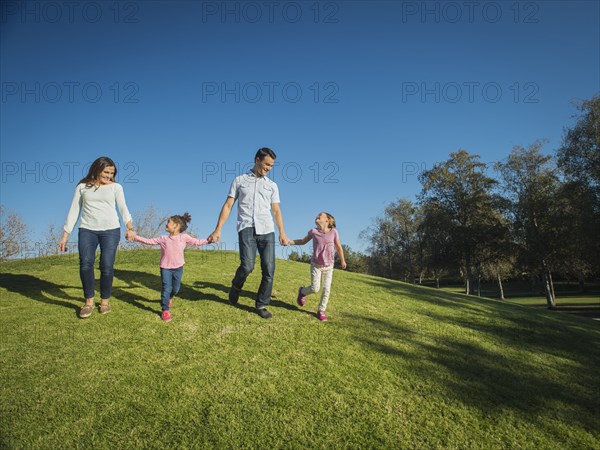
top-left (78, 156), bottom-right (117, 186)
top-left (255, 147), bottom-right (276, 161)
top-left (170, 212), bottom-right (192, 232)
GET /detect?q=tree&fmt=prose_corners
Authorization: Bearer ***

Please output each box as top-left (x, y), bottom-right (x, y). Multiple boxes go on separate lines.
top-left (418, 200), bottom-right (454, 288)
top-left (479, 247), bottom-right (517, 300)
top-left (556, 96), bottom-right (600, 286)
top-left (131, 204), bottom-right (169, 243)
top-left (360, 198), bottom-right (421, 282)
top-left (339, 244), bottom-right (368, 274)
top-left (360, 215), bottom-right (398, 279)
top-left (557, 95), bottom-right (600, 201)
top-left (288, 250), bottom-right (311, 264)
top-left (40, 222), bottom-right (63, 257)
top-left (551, 181), bottom-right (598, 291)
top-left (0, 204), bottom-right (30, 261)
top-left (495, 141), bottom-right (561, 308)
top-left (388, 199), bottom-right (422, 283)
top-left (419, 150), bottom-right (503, 295)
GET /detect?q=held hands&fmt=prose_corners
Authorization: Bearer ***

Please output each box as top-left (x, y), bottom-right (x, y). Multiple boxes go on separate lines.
top-left (208, 231), bottom-right (292, 245)
top-left (279, 233), bottom-right (292, 246)
top-left (125, 229), bottom-right (136, 241)
top-left (207, 230), bottom-right (221, 244)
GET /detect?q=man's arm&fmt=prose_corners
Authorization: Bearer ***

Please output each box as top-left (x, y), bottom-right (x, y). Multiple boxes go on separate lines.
top-left (271, 202), bottom-right (289, 245)
top-left (208, 196), bottom-right (235, 243)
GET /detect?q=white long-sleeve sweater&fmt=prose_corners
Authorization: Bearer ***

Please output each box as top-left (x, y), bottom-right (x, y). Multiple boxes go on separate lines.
top-left (63, 182), bottom-right (132, 234)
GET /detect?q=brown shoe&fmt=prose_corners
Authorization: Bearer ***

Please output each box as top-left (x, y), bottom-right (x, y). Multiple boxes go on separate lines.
top-left (99, 303), bottom-right (112, 314)
top-left (79, 304), bottom-right (94, 318)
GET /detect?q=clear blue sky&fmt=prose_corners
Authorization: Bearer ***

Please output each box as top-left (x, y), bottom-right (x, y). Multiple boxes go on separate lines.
top-left (1, 0), bottom-right (599, 258)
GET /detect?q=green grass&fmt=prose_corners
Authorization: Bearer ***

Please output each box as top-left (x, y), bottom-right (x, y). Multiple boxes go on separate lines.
top-left (1, 249), bottom-right (599, 449)
top-left (504, 296), bottom-right (599, 306)
top-left (441, 285), bottom-right (600, 319)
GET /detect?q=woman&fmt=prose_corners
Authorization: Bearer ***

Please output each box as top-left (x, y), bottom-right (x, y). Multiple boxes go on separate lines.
top-left (58, 156), bottom-right (134, 318)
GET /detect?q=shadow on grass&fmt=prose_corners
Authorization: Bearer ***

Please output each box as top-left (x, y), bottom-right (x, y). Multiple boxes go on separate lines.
top-left (536, 304), bottom-right (600, 319)
top-left (344, 311), bottom-right (600, 439)
top-left (0, 273), bottom-right (81, 315)
top-left (192, 280), bottom-right (301, 314)
top-left (361, 276), bottom-right (600, 319)
top-left (112, 269), bottom-right (162, 315)
top-left (113, 269), bottom-right (296, 316)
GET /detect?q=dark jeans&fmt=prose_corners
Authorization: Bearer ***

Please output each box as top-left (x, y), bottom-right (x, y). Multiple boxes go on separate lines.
top-left (232, 228), bottom-right (275, 309)
top-left (160, 267), bottom-right (183, 311)
top-left (78, 227), bottom-right (120, 300)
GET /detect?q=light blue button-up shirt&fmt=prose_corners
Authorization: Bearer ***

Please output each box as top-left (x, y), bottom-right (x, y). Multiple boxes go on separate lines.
top-left (228, 171), bottom-right (280, 234)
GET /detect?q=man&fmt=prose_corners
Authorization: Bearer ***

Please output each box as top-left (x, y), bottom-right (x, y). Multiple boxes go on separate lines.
top-left (208, 148), bottom-right (289, 319)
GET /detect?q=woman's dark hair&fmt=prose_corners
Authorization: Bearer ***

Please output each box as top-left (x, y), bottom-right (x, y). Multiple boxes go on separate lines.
top-left (255, 147), bottom-right (276, 161)
top-left (170, 212), bottom-right (192, 232)
top-left (78, 156), bottom-right (117, 186)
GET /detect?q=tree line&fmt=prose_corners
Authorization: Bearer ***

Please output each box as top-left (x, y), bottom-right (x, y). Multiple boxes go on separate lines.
top-left (292, 96), bottom-right (599, 308)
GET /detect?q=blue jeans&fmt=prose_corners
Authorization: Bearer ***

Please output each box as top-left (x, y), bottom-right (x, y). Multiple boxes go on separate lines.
top-left (232, 228), bottom-right (275, 309)
top-left (78, 227), bottom-right (120, 300)
top-left (160, 267), bottom-right (183, 311)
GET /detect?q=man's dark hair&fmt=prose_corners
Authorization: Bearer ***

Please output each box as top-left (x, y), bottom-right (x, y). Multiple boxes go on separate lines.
top-left (255, 147), bottom-right (276, 161)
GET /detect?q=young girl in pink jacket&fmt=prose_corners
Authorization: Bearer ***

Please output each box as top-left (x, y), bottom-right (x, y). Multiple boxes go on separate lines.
top-left (129, 213), bottom-right (208, 322)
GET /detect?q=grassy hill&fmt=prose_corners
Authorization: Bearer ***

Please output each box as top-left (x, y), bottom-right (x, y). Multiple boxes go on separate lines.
top-left (1, 249), bottom-right (599, 449)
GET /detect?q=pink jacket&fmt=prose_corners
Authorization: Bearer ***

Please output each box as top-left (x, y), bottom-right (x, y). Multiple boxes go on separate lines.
top-left (134, 234), bottom-right (209, 269)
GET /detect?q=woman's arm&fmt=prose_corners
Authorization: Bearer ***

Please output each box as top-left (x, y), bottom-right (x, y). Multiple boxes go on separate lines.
top-left (58, 185), bottom-right (82, 252)
top-left (115, 184), bottom-right (135, 240)
top-left (58, 230), bottom-right (70, 252)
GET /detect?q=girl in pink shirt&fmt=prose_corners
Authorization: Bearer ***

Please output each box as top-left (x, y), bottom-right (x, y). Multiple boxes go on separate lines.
top-left (129, 213), bottom-right (208, 322)
top-left (290, 212), bottom-right (346, 321)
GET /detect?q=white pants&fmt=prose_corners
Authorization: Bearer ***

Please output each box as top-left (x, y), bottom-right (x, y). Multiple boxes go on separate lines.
top-left (300, 264), bottom-right (334, 312)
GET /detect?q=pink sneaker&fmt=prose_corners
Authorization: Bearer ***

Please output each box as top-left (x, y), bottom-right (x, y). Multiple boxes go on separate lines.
top-left (161, 310), bottom-right (172, 322)
top-left (317, 310), bottom-right (328, 321)
top-left (168, 298), bottom-right (173, 308)
top-left (297, 287), bottom-right (307, 307)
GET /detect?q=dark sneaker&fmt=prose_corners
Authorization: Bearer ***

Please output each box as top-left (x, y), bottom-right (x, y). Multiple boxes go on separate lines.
top-left (256, 308), bottom-right (272, 319)
top-left (228, 286), bottom-right (240, 305)
top-left (297, 287), bottom-right (307, 307)
top-left (99, 303), bottom-right (112, 315)
top-left (162, 310), bottom-right (172, 322)
top-left (317, 310), bottom-right (328, 321)
top-left (79, 304), bottom-right (94, 319)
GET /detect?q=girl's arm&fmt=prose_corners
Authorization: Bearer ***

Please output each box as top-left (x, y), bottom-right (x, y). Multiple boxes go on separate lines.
top-left (334, 234), bottom-right (347, 269)
top-left (289, 234), bottom-right (312, 246)
top-left (185, 235), bottom-right (210, 246)
top-left (134, 235), bottom-right (163, 245)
